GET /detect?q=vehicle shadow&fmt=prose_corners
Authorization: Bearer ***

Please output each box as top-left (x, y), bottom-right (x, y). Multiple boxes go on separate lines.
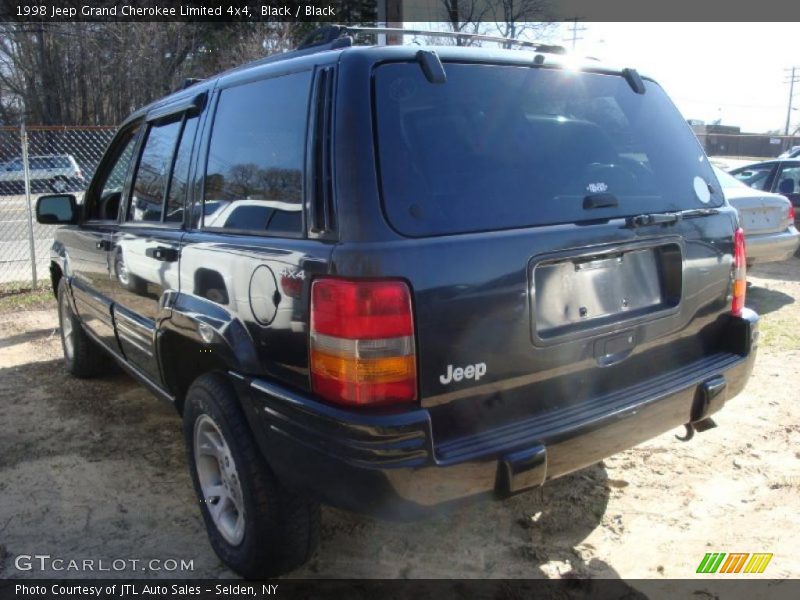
top-left (294, 461), bottom-right (644, 588)
top-left (746, 283), bottom-right (795, 316)
top-left (749, 259), bottom-right (800, 283)
top-left (1, 355), bottom-right (643, 589)
top-left (0, 327), bottom-right (56, 349)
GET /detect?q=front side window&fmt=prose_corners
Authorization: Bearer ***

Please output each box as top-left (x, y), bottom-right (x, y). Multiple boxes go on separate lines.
top-left (86, 126), bottom-right (140, 221)
top-left (202, 71), bottom-right (311, 236)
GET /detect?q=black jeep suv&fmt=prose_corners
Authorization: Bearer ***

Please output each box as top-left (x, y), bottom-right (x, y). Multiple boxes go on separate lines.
top-left (36, 27), bottom-right (758, 577)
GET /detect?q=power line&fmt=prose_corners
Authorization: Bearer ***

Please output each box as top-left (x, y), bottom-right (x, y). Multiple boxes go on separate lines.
top-left (784, 66), bottom-right (800, 136)
top-left (564, 18), bottom-right (587, 51)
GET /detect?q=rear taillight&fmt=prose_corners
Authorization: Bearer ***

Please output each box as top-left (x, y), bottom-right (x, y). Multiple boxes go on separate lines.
top-left (280, 274), bottom-right (303, 299)
top-left (789, 204), bottom-right (796, 225)
top-left (310, 278), bottom-right (417, 407)
top-left (731, 227), bottom-right (746, 317)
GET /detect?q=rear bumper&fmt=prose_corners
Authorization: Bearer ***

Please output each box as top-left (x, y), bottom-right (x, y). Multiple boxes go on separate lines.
top-left (237, 309), bottom-right (759, 519)
top-left (745, 227), bottom-right (800, 264)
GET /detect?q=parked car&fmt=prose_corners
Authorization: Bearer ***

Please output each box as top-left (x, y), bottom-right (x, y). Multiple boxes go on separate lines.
top-left (778, 145), bottom-right (800, 159)
top-left (0, 153), bottom-right (86, 195)
top-left (729, 159), bottom-right (800, 228)
top-left (713, 167), bottom-right (799, 264)
top-left (34, 26), bottom-right (758, 578)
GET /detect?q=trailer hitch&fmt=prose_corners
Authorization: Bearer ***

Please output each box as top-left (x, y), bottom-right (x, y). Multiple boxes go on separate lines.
top-left (675, 417), bottom-right (718, 442)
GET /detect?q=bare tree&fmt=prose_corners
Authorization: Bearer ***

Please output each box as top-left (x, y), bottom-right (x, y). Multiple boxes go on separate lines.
top-left (433, 0), bottom-right (554, 46)
top-left (438, 0), bottom-right (493, 45)
top-left (0, 22), bottom-right (309, 126)
top-left (488, 0), bottom-right (556, 47)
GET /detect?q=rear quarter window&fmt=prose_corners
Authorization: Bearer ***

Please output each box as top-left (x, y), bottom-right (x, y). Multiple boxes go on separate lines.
top-left (201, 70), bottom-right (312, 236)
top-left (374, 63), bottom-right (721, 237)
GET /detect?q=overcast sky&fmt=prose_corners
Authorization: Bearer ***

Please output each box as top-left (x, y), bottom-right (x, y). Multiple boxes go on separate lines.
top-left (574, 23), bottom-right (798, 134)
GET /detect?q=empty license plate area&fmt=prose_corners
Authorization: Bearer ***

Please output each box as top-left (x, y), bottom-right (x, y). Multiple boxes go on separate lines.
top-left (740, 206), bottom-right (783, 234)
top-left (532, 242), bottom-right (682, 342)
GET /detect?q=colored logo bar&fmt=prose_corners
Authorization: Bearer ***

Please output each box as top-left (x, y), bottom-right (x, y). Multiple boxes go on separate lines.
top-left (696, 553), bottom-right (773, 574)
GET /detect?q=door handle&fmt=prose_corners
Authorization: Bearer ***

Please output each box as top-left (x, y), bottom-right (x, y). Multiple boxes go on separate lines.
top-left (145, 246), bottom-right (179, 262)
top-left (95, 239), bottom-right (113, 251)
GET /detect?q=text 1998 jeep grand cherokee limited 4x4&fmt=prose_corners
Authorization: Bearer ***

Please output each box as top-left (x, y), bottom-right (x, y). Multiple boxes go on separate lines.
top-left (35, 26), bottom-right (758, 577)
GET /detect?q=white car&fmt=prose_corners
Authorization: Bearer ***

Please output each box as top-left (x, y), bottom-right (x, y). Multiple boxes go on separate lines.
top-left (778, 145), bottom-right (800, 159)
top-left (0, 154), bottom-right (86, 195)
top-left (714, 166), bottom-right (800, 264)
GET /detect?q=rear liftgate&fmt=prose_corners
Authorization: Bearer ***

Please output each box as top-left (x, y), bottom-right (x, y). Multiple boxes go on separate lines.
top-left (497, 235), bottom-right (742, 494)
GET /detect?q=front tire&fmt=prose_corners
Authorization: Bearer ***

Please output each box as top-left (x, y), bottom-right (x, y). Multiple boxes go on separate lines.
top-left (114, 251), bottom-right (147, 295)
top-left (183, 373), bottom-right (320, 578)
top-left (57, 278), bottom-right (109, 378)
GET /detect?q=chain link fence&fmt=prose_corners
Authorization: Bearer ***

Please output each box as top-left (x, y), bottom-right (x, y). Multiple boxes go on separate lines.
top-left (0, 125), bottom-right (115, 288)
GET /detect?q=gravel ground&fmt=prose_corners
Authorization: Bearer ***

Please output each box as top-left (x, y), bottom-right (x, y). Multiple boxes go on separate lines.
top-left (1, 260), bottom-right (798, 587)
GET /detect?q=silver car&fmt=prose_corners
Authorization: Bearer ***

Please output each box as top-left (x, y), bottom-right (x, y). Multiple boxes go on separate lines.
top-left (714, 166), bottom-right (799, 265)
top-left (0, 154), bottom-right (86, 194)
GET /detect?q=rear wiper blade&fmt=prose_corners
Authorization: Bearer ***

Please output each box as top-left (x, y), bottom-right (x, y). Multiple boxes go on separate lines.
top-left (626, 208), bottom-right (719, 228)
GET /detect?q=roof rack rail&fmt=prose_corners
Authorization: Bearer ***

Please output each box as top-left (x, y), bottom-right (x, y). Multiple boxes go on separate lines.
top-left (341, 26), bottom-right (566, 54)
top-left (248, 25), bottom-right (566, 73)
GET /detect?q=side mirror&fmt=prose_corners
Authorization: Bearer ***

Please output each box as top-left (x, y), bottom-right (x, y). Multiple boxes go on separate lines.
top-left (36, 194), bottom-right (78, 224)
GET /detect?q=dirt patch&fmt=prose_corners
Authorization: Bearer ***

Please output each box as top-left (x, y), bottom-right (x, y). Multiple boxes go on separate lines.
top-left (1, 260), bottom-right (799, 584)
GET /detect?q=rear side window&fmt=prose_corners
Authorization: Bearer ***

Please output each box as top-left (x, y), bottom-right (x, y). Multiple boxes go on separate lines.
top-left (165, 117), bottom-right (199, 223)
top-left (732, 163), bottom-right (774, 191)
top-left (128, 116), bottom-right (198, 224)
top-left (29, 156), bottom-right (71, 169)
top-left (202, 71), bottom-right (311, 236)
top-left (129, 120), bottom-right (182, 223)
top-left (374, 63), bottom-right (721, 236)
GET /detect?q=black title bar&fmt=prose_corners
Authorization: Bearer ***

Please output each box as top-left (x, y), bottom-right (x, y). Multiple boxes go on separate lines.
top-left (1, 0), bottom-right (800, 22)
top-left (2, 579), bottom-right (800, 600)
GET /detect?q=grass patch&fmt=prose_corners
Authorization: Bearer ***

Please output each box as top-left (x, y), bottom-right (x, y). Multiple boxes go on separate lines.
top-left (759, 315), bottom-right (800, 352)
top-left (747, 281), bottom-right (800, 352)
top-left (0, 285), bottom-right (56, 312)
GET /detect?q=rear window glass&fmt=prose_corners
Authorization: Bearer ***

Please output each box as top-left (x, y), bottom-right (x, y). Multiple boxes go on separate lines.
top-left (732, 164), bottom-right (774, 191)
top-left (374, 63), bottom-right (721, 236)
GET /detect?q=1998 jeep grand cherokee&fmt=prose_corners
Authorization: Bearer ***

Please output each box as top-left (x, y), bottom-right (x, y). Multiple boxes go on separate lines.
top-left (35, 26), bottom-right (758, 577)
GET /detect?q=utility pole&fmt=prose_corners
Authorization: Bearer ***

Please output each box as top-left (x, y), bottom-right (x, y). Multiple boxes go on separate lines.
top-left (784, 66), bottom-right (800, 136)
top-left (564, 18), bottom-right (587, 50)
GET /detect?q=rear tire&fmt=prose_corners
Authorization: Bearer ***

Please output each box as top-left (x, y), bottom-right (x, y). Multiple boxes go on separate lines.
top-left (50, 176), bottom-right (69, 193)
top-left (183, 373), bottom-right (320, 578)
top-left (57, 278), bottom-right (110, 378)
